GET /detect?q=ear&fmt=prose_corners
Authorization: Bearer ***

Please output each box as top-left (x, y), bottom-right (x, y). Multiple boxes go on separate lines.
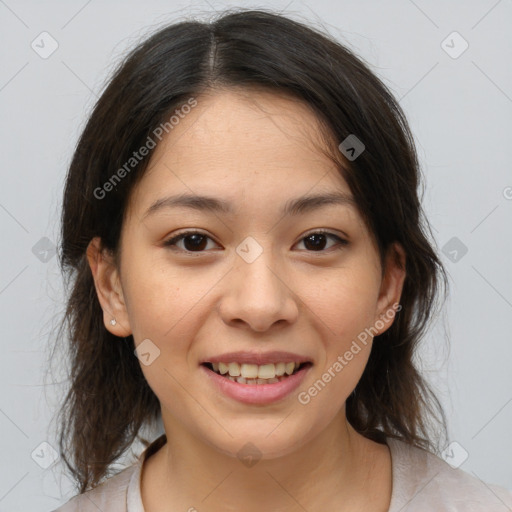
top-left (86, 237), bottom-right (132, 337)
top-left (373, 242), bottom-right (406, 336)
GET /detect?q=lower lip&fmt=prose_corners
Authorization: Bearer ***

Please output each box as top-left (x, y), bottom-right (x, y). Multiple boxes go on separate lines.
top-left (200, 364), bottom-right (312, 405)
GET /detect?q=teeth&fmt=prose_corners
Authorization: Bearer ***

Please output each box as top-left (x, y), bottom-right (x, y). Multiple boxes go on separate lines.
top-left (285, 362), bottom-right (295, 375)
top-left (275, 362), bottom-right (286, 376)
top-left (209, 361), bottom-right (305, 382)
top-left (258, 364), bottom-right (276, 379)
top-left (228, 362), bottom-right (241, 377)
top-left (240, 364), bottom-right (259, 379)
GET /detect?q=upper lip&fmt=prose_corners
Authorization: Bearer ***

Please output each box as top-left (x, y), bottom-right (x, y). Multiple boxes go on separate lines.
top-left (201, 351), bottom-right (312, 365)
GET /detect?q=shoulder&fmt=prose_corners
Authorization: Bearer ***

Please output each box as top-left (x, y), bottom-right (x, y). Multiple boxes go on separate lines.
top-left (51, 434), bottom-right (166, 512)
top-left (51, 463), bottom-right (140, 512)
top-left (387, 437), bottom-right (512, 512)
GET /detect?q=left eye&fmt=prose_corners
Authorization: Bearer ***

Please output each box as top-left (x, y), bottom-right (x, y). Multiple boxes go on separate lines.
top-left (295, 231), bottom-right (348, 252)
top-left (163, 230), bottom-right (347, 253)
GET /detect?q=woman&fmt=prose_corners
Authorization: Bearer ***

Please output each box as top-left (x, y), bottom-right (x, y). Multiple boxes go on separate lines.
top-left (51, 9), bottom-right (512, 511)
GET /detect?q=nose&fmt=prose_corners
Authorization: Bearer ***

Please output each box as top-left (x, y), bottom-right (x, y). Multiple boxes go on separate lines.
top-left (217, 250), bottom-right (299, 332)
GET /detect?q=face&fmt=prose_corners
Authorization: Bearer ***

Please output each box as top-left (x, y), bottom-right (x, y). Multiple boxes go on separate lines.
top-left (89, 88), bottom-right (405, 460)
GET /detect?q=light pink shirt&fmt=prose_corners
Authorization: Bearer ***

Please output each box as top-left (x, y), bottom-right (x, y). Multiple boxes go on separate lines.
top-left (53, 434), bottom-right (512, 511)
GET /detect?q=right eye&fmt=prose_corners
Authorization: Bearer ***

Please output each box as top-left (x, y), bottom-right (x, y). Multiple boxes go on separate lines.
top-left (163, 231), bottom-right (220, 253)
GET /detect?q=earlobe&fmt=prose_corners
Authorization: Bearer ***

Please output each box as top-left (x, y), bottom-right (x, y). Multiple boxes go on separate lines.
top-left (375, 242), bottom-right (406, 335)
top-left (86, 237), bottom-right (132, 337)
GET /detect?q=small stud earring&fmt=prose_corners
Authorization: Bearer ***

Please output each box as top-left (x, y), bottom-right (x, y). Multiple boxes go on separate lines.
top-left (110, 318), bottom-right (117, 326)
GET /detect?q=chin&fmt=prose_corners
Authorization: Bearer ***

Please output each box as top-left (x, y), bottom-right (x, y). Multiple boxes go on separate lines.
top-left (202, 418), bottom-right (317, 462)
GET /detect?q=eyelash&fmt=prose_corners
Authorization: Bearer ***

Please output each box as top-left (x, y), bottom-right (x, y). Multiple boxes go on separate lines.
top-left (163, 229), bottom-right (348, 254)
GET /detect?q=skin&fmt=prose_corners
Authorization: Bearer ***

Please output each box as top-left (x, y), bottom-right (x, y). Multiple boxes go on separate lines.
top-left (87, 88), bottom-right (406, 511)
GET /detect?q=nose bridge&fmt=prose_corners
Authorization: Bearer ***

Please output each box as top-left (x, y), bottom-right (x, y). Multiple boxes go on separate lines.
top-left (219, 237), bottom-right (298, 331)
top-left (239, 247), bottom-right (281, 295)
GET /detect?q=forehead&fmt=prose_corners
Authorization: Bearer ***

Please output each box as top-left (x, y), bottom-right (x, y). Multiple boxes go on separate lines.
top-left (128, 88), bottom-right (353, 215)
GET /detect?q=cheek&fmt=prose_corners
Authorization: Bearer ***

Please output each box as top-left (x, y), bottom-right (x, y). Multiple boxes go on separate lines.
top-left (298, 345), bottom-right (371, 429)
top-left (122, 263), bottom-right (213, 402)
top-left (122, 248), bottom-right (215, 341)
top-left (296, 284), bottom-right (375, 428)
top-left (296, 264), bottom-right (379, 405)
top-left (301, 264), bottom-right (380, 340)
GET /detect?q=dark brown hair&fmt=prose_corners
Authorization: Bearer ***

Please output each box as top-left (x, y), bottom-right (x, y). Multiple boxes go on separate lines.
top-left (50, 8), bottom-right (448, 494)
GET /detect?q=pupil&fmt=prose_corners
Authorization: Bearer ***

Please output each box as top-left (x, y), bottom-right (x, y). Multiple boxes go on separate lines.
top-left (184, 234), bottom-right (207, 251)
top-left (305, 234), bottom-right (326, 251)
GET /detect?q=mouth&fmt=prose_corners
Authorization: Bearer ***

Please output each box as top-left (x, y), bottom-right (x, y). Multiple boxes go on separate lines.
top-left (200, 358), bottom-right (313, 404)
top-left (201, 361), bottom-right (313, 385)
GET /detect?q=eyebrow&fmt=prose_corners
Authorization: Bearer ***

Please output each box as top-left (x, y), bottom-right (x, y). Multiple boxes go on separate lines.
top-left (143, 191), bottom-right (357, 219)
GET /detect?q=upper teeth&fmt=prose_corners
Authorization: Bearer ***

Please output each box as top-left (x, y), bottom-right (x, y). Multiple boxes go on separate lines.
top-left (213, 362), bottom-right (299, 379)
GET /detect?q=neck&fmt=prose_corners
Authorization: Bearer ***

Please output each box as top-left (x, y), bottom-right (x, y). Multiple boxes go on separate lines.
top-left (142, 410), bottom-right (391, 512)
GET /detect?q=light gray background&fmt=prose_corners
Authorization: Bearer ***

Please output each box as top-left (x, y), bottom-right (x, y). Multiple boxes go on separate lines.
top-left (1, 0), bottom-right (511, 510)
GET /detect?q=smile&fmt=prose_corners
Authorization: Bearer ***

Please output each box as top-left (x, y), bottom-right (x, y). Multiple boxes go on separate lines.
top-left (200, 360), bottom-right (313, 404)
top-left (202, 361), bottom-right (310, 384)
